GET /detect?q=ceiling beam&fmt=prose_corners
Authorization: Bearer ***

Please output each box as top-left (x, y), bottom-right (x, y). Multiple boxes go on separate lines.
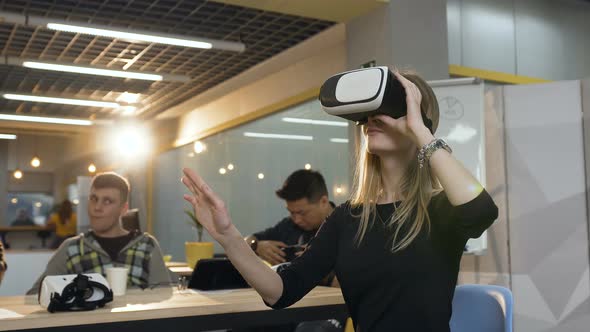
top-left (210, 0), bottom-right (389, 22)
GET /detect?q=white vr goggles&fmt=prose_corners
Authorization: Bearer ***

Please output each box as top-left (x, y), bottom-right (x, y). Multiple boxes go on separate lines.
top-left (319, 66), bottom-right (432, 130)
top-left (39, 273), bottom-right (113, 312)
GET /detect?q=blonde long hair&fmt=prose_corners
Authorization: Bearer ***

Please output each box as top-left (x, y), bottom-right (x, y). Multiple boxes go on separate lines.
top-left (350, 70), bottom-right (441, 252)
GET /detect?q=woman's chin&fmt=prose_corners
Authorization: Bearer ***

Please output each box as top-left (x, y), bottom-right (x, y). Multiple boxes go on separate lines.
top-left (367, 143), bottom-right (412, 157)
top-left (367, 143), bottom-right (398, 155)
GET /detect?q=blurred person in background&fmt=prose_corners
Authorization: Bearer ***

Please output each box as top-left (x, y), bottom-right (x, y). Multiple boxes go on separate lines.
top-left (11, 208), bottom-right (34, 226)
top-left (47, 200), bottom-right (78, 249)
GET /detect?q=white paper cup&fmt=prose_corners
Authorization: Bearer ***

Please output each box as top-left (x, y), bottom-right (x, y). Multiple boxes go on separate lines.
top-left (106, 267), bottom-right (129, 296)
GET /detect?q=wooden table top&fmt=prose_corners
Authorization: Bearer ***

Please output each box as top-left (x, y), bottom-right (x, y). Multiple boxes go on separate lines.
top-left (164, 261), bottom-right (189, 268)
top-left (0, 286), bottom-right (345, 331)
top-left (168, 266), bottom-right (194, 277)
top-left (0, 226), bottom-right (52, 232)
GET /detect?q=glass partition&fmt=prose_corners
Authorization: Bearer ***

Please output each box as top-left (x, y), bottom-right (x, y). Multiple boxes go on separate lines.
top-left (6, 193), bottom-right (54, 226)
top-left (153, 99), bottom-right (352, 260)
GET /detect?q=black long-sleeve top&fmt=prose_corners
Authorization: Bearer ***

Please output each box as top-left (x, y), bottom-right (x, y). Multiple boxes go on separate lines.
top-left (268, 190), bottom-right (498, 332)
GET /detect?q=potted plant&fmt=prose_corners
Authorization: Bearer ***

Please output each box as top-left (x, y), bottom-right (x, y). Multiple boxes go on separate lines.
top-left (184, 209), bottom-right (214, 269)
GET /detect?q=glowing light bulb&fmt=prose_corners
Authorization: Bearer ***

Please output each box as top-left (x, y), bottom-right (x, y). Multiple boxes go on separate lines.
top-left (193, 141), bottom-right (205, 154)
top-left (31, 156), bottom-right (41, 167)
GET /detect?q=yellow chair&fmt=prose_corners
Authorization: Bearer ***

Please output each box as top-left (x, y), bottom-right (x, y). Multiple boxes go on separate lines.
top-left (344, 317), bottom-right (355, 332)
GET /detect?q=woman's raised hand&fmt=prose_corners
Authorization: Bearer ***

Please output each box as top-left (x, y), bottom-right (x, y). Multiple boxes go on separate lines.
top-left (181, 168), bottom-right (238, 243)
top-left (393, 71), bottom-right (433, 147)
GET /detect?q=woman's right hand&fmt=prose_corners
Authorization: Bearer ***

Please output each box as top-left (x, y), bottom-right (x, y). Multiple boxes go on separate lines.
top-left (181, 168), bottom-right (239, 243)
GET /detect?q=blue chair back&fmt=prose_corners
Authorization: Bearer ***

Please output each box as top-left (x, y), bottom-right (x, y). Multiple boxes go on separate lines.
top-left (450, 284), bottom-right (513, 332)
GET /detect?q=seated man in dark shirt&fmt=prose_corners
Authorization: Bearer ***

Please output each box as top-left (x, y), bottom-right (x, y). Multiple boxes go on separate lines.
top-left (28, 172), bottom-right (170, 294)
top-left (11, 209), bottom-right (35, 226)
top-left (245, 169), bottom-right (335, 267)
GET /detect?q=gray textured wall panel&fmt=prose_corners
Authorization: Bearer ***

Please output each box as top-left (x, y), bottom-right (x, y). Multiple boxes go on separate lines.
top-left (505, 80), bottom-right (590, 331)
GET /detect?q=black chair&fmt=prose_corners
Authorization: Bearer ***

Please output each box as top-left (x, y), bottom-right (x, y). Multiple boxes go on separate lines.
top-left (121, 209), bottom-right (141, 232)
top-left (188, 258), bottom-right (249, 290)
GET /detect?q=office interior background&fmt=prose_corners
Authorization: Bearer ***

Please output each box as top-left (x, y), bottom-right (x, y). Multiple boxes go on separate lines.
top-left (0, 0), bottom-right (589, 331)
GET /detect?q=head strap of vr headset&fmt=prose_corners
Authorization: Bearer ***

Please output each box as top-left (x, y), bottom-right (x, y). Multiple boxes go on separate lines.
top-left (47, 274), bottom-right (113, 313)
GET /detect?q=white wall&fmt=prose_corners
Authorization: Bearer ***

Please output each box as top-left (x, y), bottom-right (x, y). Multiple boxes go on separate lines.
top-left (5, 134), bottom-right (70, 173)
top-left (0, 251), bottom-right (53, 296)
top-left (347, 0), bottom-right (449, 80)
top-left (447, 0), bottom-right (590, 80)
top-left (504, 80), bottom-right (590, 331)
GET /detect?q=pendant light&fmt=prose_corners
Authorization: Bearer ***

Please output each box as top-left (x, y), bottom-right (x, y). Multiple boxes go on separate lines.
top-left (30, 135), bottom-right (41, 168)
top-left (13, 137), bottom-right (23, 179)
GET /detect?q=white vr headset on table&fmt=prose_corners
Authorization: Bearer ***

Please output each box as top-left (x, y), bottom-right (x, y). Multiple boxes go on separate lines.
top-left (39, 273), bottom-right (113, 312)
top-left (319, 66), bottom-right (433, 131)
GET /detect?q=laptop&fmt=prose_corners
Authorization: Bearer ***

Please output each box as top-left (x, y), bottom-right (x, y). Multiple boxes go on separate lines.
top-left (188, 257), bottom-right (250, 291)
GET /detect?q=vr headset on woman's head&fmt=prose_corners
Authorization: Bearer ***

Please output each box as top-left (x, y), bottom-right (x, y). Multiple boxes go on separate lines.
top-left (318, 66), bottom-right (432, 131)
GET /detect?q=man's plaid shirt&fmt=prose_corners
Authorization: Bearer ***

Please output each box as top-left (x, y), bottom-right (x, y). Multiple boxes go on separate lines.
top-left (64, 232), bottom-right (156, 287)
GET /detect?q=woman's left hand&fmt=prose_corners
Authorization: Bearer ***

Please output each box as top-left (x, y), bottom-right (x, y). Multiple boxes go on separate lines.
top-left (390, 71), bottom-right (434, 146)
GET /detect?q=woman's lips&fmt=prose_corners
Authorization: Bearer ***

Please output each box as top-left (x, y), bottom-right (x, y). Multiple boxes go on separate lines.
top-left (366, 127), bottom-right (383, 135)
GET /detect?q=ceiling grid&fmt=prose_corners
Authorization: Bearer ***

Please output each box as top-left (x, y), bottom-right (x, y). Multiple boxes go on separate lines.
top-left (0, 0), bottom-right (334, 120)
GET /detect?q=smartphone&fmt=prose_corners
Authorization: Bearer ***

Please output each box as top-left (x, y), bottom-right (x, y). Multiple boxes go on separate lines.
top-left (282, 245), bottom-right (305, 261)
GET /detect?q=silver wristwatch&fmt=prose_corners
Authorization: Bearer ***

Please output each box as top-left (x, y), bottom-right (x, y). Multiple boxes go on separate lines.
top-left (417, 138), bottom-right (452, 168)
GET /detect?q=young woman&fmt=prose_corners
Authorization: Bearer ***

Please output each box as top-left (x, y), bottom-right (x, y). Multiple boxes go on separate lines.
top-left (181, 70), bottom-right (498, 331)
top-left (47, 200), bottom-right (77, 249)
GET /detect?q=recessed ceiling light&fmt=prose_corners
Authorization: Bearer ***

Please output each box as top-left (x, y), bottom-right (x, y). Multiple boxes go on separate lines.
top-left (329, 138), bottom-right (349, 143)
top-left (282, 117), bottom-right (349, 127)
top-left (0, 114), bottom-right (92, 126)
top-left (243, 132), bottom-right (313, 141)
top-left (3, 94), bottom-right (120, 108)
top-left (0, 134), bottom-right (17, 140)
top-left (22, 61), bottom-right (163, 81)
